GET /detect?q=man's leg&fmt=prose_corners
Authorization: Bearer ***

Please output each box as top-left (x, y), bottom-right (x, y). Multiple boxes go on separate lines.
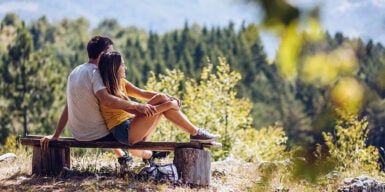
top-left (112, 148), bottom-right (125, 157)
top-left (112, 148), bottom-right (133, 168)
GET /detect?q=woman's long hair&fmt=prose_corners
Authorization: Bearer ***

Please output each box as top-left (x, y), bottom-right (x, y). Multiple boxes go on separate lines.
top-left (99, 51), bottom-right (127, 99)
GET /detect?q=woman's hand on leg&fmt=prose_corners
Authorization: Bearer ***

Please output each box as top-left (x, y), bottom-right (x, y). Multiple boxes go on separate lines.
top-left (136, 103), bottom-right (157, 117)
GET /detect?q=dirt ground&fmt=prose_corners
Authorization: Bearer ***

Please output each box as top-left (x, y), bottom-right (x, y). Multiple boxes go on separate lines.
top-left (0, 153), bottom-right (261, 192)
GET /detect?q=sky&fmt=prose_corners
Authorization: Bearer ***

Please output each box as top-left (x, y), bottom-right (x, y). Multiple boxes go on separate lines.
top-left (0, 0), bottom-right (384, 59)
top-left (293, 0), bottom-right (385, 43)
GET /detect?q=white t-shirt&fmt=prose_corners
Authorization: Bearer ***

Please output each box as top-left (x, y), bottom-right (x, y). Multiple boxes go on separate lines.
top-left (67, 63), bottom-right (109, 141)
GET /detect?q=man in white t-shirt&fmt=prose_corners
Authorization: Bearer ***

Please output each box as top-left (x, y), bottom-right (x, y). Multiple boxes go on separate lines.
top-left (66, 60), bottom-right (111, 141)
top-left (40, 36), bottom-right (157, 166)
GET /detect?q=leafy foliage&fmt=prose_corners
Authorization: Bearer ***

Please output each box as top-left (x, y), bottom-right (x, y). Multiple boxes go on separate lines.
top-left (0, 135), bottom-right (17, 154)
top-left (145, 57), bottom-right (288, 161)
top-left (323, 114), bottom-right (380, 174)
top-left (233, 125), bottom-right (288, 162)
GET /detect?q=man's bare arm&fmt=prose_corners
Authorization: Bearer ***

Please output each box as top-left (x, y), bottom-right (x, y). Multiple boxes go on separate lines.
top-left (40, 104), bottom-right (68, 150)
top-left (53, 104), bottom-right (68, 138)
top-left (96, 88), bottom-right (138, 110)
top-left (96, 88), bottom-right (157, 116)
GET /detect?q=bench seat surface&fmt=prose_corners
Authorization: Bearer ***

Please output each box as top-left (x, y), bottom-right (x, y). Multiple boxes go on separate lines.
top-left (21, 135), bottom-right (216, 151)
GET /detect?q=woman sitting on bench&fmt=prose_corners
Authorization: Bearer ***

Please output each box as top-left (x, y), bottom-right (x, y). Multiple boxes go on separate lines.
top-left (98, 51), bottom-right (220, 160)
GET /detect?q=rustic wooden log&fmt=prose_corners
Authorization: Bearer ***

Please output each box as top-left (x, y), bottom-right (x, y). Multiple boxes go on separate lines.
top-left (174, 148), bottom-right (211, 186)
top-left (32, 146), bottom-right (70, 175)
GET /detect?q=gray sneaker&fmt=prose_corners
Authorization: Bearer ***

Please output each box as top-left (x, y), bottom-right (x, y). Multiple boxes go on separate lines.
top-left (190, 128), bottom-right (220, 143)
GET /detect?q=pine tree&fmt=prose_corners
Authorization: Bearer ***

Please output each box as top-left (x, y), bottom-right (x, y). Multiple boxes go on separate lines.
top-left (2, 26), bottom-right (34, 136)
top-left (1, 26), bottom-right (64, 137)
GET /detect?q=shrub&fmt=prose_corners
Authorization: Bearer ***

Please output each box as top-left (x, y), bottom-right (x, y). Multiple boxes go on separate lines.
top-left (323, 114), bottom-right (380, 175)
top-left (232, 125), bottom-right (288, 162)
top-left (145, 57), bottom-right (288, 162)
top-left (0, 134), bottom-right (18, 154)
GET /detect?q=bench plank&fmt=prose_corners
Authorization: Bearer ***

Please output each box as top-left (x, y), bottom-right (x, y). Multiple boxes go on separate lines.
top-left (21, 135), bottom-right (216, 151)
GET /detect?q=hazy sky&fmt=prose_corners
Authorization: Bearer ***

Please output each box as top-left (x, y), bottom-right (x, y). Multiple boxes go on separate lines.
top-left (0, 0), bottom-right (384, 58)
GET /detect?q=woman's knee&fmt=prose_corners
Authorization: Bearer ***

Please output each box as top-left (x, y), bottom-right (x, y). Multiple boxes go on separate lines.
top-left (148, 94), bottom-right (170, 105)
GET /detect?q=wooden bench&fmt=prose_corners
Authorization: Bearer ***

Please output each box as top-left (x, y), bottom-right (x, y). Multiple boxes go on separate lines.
top-left (21, 135), bottom-right (221, 186)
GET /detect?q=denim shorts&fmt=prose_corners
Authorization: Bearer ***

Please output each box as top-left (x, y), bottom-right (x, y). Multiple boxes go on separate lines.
top-left (109, 119), bottom-right (133, 146)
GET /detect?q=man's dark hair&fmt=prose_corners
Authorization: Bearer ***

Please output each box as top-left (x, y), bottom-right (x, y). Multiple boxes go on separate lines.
top-left (87, 35), bottom-right (114, 59)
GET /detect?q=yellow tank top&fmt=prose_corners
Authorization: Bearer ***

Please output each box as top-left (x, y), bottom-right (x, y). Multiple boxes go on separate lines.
top-left (100, 79), bottom-right (134, 130)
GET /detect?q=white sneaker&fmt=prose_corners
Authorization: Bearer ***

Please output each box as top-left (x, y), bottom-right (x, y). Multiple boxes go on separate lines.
top-left (190, 128), bottom-right (220, 143)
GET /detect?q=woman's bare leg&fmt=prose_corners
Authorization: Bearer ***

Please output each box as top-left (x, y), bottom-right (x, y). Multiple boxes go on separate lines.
top-left (126, 94), bottom-right (168, 159)
top-left (162, 110), bottom-right (198, 135)
top-left (129, 94), bottom-right (176, 146)
top-left (128, 94), bottom-right (200, 159)
top-left (112, 148), bottom-right (125, 157)
top-left (147, 94), bottom-right (199, 135)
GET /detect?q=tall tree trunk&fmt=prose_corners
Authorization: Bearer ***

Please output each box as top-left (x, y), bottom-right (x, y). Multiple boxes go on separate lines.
top-left (21, 63), bottom-right (28, 136)
top-left (23, 106), bottom-right (28, 136)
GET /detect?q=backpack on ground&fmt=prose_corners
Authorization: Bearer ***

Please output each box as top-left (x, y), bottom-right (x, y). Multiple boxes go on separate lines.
top-left (136, 161), bottom-right (179, 184)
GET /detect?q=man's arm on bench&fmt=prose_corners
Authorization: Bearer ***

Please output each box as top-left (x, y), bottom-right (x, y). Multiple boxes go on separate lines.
top-left (41, 104), bottom-right (68, 150)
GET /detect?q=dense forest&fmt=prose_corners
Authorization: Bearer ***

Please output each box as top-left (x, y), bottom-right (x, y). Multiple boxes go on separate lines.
top-left (1, 12), bottom-right (385, 159)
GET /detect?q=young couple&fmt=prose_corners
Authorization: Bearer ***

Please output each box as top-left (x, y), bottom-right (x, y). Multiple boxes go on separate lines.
top-left (40, 35), bottom-right (220, 165)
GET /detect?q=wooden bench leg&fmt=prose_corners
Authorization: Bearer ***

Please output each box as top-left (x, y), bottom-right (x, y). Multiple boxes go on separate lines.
top-left (32, 146), bottom-right (70, 176)
top-left (174, 148), bottom-right (211, 186)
